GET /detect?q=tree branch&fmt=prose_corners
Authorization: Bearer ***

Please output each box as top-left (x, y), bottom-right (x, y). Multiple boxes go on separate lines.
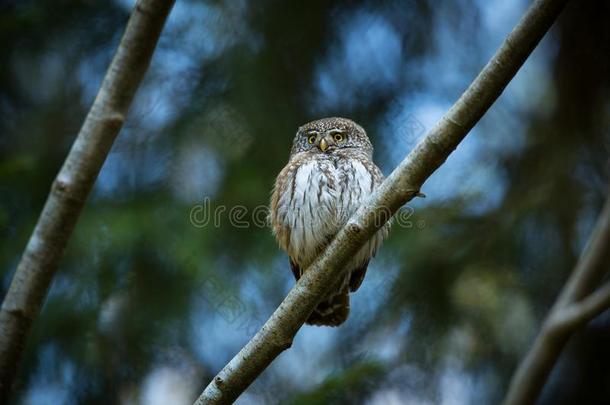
top-left (553, 282), bottom-right (610, 331)
top-left (503, 187), bottom-right (610, 405)
top-left (194, 0), bottom-right (569, 403)
top-left (0, 1), bottom-right (174, 401)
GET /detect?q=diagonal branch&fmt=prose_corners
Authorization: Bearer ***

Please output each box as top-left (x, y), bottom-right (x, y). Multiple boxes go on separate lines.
top-left (194, 0), bottom-right (569, 403)
top-left (0, 0), bottom-right (175, 401)
top-left (557, 188), bottom-right (610, 306)
top-left (503, 187), bottom-right (610, 405)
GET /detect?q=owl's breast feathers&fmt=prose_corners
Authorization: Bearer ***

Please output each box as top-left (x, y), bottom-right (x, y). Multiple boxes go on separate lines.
top-left (270, 150), bottom-right (388, 281)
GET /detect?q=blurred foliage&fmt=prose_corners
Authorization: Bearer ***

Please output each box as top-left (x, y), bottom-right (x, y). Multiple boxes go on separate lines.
top-left (0, 0), bottom-right (609, 404)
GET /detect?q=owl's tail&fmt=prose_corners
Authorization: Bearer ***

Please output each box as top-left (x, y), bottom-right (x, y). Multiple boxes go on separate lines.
top-left (306, 290), bottom-right (350, 327)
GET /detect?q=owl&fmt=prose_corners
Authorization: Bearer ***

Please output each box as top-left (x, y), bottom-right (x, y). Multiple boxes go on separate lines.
top-left (270, 117), bottom-right (389, 326)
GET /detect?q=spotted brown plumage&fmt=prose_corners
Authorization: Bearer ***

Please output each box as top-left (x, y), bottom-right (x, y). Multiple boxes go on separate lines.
top-left (270, 117), bottom-right (389, 326)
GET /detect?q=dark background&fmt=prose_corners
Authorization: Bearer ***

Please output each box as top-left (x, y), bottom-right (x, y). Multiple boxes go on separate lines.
top-left (1, 0), bottom-right (609, 404)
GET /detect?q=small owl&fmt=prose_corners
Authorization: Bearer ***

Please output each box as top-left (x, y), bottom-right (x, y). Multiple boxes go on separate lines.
top-left (270, 117), bottom-right (388, 326)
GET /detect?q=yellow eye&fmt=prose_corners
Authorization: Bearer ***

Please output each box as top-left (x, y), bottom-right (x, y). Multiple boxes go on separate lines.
top-left (333, 133), bottom-right (344, 142)
top-left (308, 135), bottom-right (316, 144)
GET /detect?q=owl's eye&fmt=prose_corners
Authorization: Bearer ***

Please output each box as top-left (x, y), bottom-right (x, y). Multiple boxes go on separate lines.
top-left (333, 133), bottom-right (344, 142)
top-left (307, 135), bottom-right (316, 144)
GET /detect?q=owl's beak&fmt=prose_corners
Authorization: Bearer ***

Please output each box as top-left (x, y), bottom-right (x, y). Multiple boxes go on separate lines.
top-left (319, 138), bottom-right (329, 152)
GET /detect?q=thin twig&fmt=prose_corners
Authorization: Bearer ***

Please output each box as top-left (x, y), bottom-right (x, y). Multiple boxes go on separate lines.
top-left (0, 1), bottom-right (175, 401)
top-left (195, 0), bottom-right (569, 403)
top-left (553, 282), bottom-right (610, 331)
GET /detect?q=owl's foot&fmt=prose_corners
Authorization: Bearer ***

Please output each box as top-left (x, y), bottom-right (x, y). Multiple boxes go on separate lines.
top-left (306, 290), bottom-right (350, 327)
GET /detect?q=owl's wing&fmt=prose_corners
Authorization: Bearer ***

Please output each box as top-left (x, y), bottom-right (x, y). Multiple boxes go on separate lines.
top-left (289, 257), bottom-right (301, 281)
top-left (342, 156), bottom-right (384, 293)
top-left (349, 259), bottom-right (369, 292)
top-left (270, 160), bottom-right (297, 253)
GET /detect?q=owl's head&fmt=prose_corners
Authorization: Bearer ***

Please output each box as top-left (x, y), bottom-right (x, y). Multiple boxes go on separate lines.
top-left (290, 117), bottom-right (373, 157)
